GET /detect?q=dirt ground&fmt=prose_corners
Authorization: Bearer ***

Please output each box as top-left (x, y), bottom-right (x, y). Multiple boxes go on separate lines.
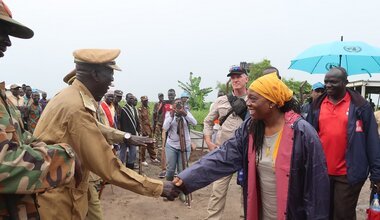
top-left (101, 148), bottom-right (371, 220)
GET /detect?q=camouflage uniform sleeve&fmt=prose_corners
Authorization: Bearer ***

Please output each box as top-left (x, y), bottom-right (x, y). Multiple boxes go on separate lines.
top-left (0, 132), bottom-right (75, 194)
top-left (0, 101), bottom-right (75, 194)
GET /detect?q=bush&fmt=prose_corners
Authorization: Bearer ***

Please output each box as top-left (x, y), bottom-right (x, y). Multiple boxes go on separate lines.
top-left (189, 108), bottom-right (209, 132)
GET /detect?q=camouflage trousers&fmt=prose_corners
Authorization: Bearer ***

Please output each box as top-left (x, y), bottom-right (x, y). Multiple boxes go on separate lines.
top-left (140, 139), bottom-right (157, 162)
top-left (154, 124), bottom-right (166, 170)
top-left (154, 124), bottom-right (163, 149)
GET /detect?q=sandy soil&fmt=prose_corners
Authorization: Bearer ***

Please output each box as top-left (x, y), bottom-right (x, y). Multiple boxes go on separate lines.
top-left (101, 148), bottom-right (371, 220)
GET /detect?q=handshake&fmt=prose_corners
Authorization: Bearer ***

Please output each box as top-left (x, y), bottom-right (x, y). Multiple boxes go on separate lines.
top-left (160, 177), bottom-right (187, 201)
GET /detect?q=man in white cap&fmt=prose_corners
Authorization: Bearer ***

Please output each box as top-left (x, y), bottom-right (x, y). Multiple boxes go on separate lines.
top-left (7, 84), bottom-right (23, 107)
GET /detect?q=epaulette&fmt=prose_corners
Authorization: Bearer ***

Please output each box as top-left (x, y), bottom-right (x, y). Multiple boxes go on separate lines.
top-left (80, 91), bottom-right (96, 113)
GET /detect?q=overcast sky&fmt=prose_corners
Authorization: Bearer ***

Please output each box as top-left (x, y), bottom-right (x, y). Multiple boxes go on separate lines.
top-left (2, 0), bottom-right (380, 101)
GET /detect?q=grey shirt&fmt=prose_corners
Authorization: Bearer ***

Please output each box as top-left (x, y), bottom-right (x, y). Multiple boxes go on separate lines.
top-left (257, 132), bottom-right (279, 220)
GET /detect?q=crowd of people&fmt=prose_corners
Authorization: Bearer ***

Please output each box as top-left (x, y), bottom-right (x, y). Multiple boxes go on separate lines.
top-left (2, 1), bottom-right (380, 220)
top-left (6, 84), bottom-right (48, 132)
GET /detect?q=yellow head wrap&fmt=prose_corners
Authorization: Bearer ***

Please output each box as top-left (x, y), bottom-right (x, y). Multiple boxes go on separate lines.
top-left (249, 72), bottom-right (293, 107)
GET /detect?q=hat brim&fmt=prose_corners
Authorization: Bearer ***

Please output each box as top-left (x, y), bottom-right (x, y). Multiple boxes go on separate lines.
top-left (313, 87), bottom-right (325, 91)
top-left (107, 63), bottom-right (122, 71)
top-left (0, 15), bottom-right (34, 39)
top-left (63, 69), bottom-right (76, 85)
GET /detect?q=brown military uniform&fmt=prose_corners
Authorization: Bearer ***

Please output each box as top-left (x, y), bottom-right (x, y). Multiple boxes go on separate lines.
top-left (64, 69), bottom-right (124, 220)
top-left (138, 105), bottom-right (157, 161)
top-left (114, 104), bottom-right (122, 129)
top-left (34, 80), bottom-right (163, 220)
top-left (153, 101), bottom-right (164, 146)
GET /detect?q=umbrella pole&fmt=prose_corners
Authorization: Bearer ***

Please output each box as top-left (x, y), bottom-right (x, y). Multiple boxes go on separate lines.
top-left (339, 36), bottom-right (344, 67)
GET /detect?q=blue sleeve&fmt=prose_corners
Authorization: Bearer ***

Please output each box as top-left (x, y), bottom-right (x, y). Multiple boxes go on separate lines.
top-left (362, 106), bottom-right (380, 182)
top-left (178, 121), bottom-right (247, 193)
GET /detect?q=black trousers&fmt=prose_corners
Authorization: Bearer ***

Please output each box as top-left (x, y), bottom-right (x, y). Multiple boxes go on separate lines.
top-left (329, 175), bottom-right (365, 220)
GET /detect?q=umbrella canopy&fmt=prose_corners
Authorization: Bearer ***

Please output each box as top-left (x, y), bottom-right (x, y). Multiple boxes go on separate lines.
top-left (289, 41), bottom-right (380, 76)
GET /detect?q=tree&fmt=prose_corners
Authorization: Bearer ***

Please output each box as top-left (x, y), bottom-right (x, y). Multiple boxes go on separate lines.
top-left (247, 59), bottom-right (272, 85)
top-left (215, 80), bottom-right (231, 94)
top-left (178, 72), bottom-right (213, 110)
top-left (283, 78), bottom-right (312, 101)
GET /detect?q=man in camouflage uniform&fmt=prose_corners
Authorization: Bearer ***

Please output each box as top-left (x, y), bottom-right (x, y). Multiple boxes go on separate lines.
top-left (138, 96), bottom-right (159, 166)
top-left (34, 49), bottom-right (179, 220)
top-left (0, 1), bottom-right (79, 219)
top-left (113, 89), bottom-right (123, 130)
top-left (153, 93), bottom-right (164, 145)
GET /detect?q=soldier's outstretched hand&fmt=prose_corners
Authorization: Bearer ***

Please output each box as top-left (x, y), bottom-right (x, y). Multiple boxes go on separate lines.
top-left (126, 135), bottom-right (155, 147)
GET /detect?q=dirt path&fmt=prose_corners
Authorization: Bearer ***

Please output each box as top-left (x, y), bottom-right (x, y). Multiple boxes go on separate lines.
top-left (101, 149), bottom-right (371, 220)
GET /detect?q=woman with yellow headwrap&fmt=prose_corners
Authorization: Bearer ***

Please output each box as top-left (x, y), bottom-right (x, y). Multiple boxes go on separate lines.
top-left (169, 73), bottom-right (330, 220)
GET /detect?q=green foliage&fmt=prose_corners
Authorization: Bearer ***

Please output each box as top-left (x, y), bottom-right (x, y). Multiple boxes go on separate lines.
top-left (189, 108), bottom-right (209, 132)
top-left (247, 59), bottom-right (272, 85)
top-left (282, 78), bottom-right (312, 99)
top-left (215, 80), bottom-right (231, 94)
top-left (178, 72), bottom-right (213, 110)
top-left (119, 100), bottom-right (126, 107)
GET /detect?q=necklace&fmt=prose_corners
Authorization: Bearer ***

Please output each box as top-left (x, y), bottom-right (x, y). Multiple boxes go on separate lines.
top-left (265, 142), bottom-right (272, 157)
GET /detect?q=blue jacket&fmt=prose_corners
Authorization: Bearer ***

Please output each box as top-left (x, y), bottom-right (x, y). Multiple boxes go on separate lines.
top-left (179, 115), bottom-right (329, 219)
top-left (306, 88), bottom-right (380, 185)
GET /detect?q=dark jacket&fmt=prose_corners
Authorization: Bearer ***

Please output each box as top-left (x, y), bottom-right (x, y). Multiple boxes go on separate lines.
top-left (120, 104), bottom-right (140, 135)
top-left (178, 115), bottom-right (329, 219)
top-left (306, 88), bottom-right (380, 185)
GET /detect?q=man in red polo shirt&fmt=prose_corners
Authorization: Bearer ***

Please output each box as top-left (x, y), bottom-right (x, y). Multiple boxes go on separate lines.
top-left (307, 67), bottom-right (380, 220)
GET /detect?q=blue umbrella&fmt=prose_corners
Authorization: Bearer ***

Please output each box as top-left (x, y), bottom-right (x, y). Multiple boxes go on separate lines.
top-left (289, 41), bottom-right (380, 76)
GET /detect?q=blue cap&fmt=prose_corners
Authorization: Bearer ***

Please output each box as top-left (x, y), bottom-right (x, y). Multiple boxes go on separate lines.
top-left (181, 91), bottom-right (190, 98)
top-left (312, 82), bottom-right (325, 91)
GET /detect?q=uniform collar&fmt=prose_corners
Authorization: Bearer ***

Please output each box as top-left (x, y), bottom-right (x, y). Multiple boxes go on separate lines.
top-left (72, 79), bottom-right (98, 113)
